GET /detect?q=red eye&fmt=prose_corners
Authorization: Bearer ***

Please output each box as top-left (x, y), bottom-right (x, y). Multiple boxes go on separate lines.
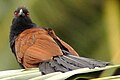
top-left (14, 11), bottom-right (18, 15)
top-left (26, 12), bottom-right (29, 15)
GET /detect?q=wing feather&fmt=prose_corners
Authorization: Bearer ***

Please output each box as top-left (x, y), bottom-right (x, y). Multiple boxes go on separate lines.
top-left (15, 28), bottom-right (63, 68)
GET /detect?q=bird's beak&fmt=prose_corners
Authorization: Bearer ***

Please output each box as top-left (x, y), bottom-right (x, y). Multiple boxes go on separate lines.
top-left (18, 9), bottom-right (24, 16)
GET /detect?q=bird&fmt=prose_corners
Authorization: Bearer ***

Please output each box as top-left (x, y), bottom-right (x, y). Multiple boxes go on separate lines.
top-left (9, 7), bottom-right (110, 74)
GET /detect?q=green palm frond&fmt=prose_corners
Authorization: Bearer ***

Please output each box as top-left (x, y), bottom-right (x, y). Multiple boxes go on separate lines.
top-left (0, 65), bottom-right (119, 80)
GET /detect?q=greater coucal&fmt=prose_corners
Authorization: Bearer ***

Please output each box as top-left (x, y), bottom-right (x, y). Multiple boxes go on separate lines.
top-left (9, 7), bottom-right (110, 74)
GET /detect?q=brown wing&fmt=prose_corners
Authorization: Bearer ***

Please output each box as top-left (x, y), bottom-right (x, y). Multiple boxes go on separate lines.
top-left (46, 28), bottom-right (79, 56)
top-left (15, 28), bottom-right (79, 68)
top-left (57, 37), bottom-right (79, 56)
top-left (15, 28), bottom-right (62, 68)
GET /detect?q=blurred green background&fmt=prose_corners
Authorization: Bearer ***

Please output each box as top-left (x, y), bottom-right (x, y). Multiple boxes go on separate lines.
top-left (0, 0), bottom-right (119, 71)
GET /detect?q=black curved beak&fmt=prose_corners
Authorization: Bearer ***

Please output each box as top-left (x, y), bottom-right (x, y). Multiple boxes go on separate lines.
top-left (18, 9), bottom-right (25, 16)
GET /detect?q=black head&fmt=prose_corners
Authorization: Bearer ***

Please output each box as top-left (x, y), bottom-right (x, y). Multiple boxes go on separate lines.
top-left (10, 7), bottom-right (36, 54)
top-left (12, 7), bottom-right (33, 25)
top-left (14, 7), bottom-right (29, 17)
top-left (11, 7), bottom-right (36, 35)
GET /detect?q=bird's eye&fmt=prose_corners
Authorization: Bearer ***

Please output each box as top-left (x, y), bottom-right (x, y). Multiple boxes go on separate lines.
top-left (14, 11), bottom-right (18, 15)
top-left (26, 12), bottom-right (29, 16)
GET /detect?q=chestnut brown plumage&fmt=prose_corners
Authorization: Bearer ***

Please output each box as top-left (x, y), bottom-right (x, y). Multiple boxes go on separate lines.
top-left (10, 7), bottom-right (110, 74)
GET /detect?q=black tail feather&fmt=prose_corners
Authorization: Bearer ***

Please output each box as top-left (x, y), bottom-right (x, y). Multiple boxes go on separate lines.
top-left (39, 54), bottom-right (110, 74)
top-left (61, 55), bottom-right (94, 68)
top-left (68, 55), bottom-right (110, 67)
top-left (53, 56), bottom-right (80, 70)
top-left (39, 62), bottom-right (55, 74)
top-left (49, 59), bottom-right (69, 72)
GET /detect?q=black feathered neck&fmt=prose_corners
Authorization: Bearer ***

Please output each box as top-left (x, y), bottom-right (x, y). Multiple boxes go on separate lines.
top-left (10, 15), bottom-right (36, 54)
